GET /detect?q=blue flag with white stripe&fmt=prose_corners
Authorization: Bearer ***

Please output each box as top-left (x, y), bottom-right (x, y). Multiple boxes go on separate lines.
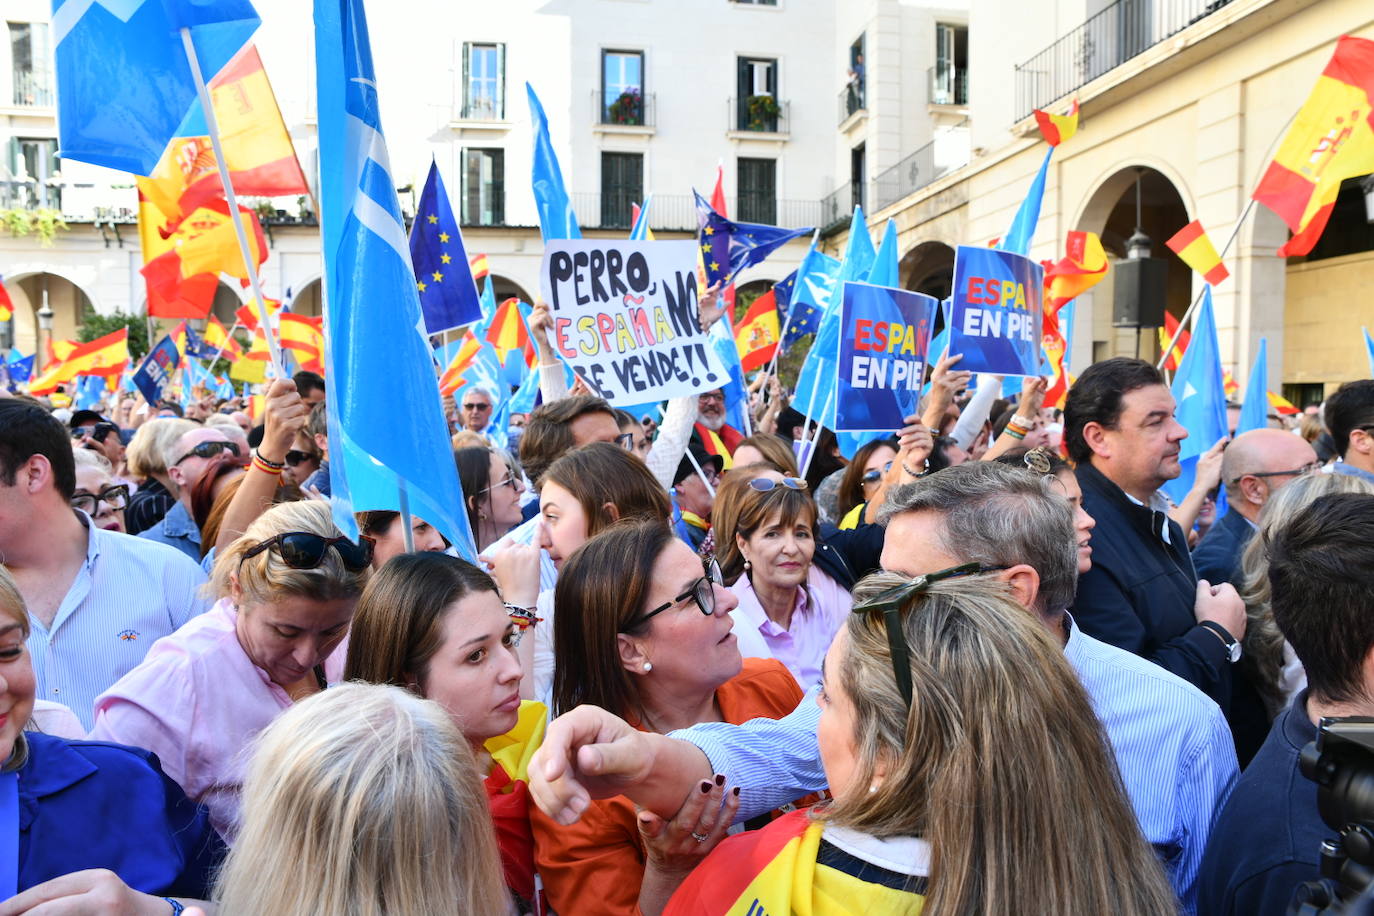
top-left (52, 0), bottom-right (260, 174)
top-left (315, 0), bottom-right (474, 558)
top-left (1162, 287), bottom-right (1228, 509)
top-left (1236, 337), bottom-right (1269, 436)
top-left (528, 83), bottom-right (581, 243)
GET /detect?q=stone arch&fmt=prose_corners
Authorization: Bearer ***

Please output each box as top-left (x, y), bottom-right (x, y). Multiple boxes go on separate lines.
top-left (2, 270), bottom-right (97, 356)
top-left (289, 278), bottom-right (323, 318)
top-left (488, 274), bottom-right (534, 305)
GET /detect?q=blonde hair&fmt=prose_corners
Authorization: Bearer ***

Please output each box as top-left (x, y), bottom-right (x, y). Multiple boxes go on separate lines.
top-left (833, 573), bottom-right (1176, 915)
top-left (124, 417), bottom-right (196, 478)
top-left (210, 501), bottom-right (368, 607)
top-left (0, 566), bottom-right (29, 638)
top-left (213, 682), bottom-right (507, 916)
top-left (70, 447), bottom-right (113, 475)
top-left (1239, 472), bottom-right (1374, 714)
top-left (203, 414), bottom-right (240, 433)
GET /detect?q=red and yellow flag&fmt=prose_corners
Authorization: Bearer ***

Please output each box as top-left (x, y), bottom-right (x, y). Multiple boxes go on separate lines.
top-left (1158, 312), bottom-right (1191, 371)
top-left (231, 329), bottom-right (271, 383)
top-left (278, 313), bottom-right (325, 373)
top-left (1041, 231), bottom-right (1107, 409)
top-left (484, 297), bottom-right (532, 363)
top-left (203, 316), bottom-right (243, 362)
top-left (1166, 220), bottom-right (1229, 285)
top-left (1268, 390), bottom-right (1300, 416)
top-left (28, 329), bottom-right (129, 395)
top-left (439, 332), bottom-right (484, 396)
top-left (235, 297), bottom-right (283, 333)
top-left (1252, 36), bottom-right (1374, 257)
top-left (1033, 98), bottom-right (1079, 147)
top-left (469, 253), bottom-right (490, 282)
top-left (0, 276), bottom-right (13, 323)
top-left (140, 197), bottom-right (268, 319)
top-left (734, 289), bottom-right (780, 372)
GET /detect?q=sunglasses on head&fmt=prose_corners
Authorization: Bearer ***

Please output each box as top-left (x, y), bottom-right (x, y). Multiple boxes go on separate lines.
top-left (175, 440), bottom-right (240, 465)
top-left (71, 422), bottom-right (119, 443)
top-left (851, 562), bottom-right (1011, 708)
top-left (241, 532), bottom-right (374, 572)
top-left (747, 477), bottom-right (808, 492)
top-left (622, 556), bottom-right (724, 631)
top-left (284, 449), bottom-right (317, 467)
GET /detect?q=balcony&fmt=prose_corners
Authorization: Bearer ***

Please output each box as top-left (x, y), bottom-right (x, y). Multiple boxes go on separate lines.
top-left (728, 96), bottom-right (788, 135)
top-left (873, 124), bottom-right (971, 212)
top-left (458, 92), bottom-right (503, 121)
top-left (928, 65), bottom-right (968, 106)
top-left (819, 183), bottom-right (862, 234)
top-left (11, 69), bottom-right (54, 108)
top-left (594, 89), bottom-right (656, 128)
top-left (1015, 0), bottom-right (1234, 117)
top-left (837, 84), bottom-right (865, 125)
top-left (571, 192), bottom-right (821, 233)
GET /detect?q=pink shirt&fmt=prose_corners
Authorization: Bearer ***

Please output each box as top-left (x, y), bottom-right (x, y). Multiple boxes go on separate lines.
top-left (727, 567), bottom-right (851, 692)
top-left (88, 598), bottom-right (346, 841)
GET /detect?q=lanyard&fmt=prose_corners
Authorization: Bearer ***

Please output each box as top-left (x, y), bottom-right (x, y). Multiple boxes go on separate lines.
top-left (0, 769), bottom-right (19, 899)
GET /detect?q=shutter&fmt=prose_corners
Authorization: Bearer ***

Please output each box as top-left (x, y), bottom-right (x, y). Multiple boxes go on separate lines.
top-left (461, 42), bottom-right (470, 117)
top-left (736, 58), bottom-right (751, 130)
top-left (491, 150), bottom-right (505, 225)
top-left (495, 44), bottom-right (506, 119)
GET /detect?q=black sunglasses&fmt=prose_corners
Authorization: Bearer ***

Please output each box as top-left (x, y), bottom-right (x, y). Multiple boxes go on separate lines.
top-left (747, 477), bottom-right (807, 492)
top-left (71, 422), bottom-right (119, 443)
top-left (623, 556), bottom-right (724, 631)
top-left (241, 532), bottom-right (375, 572)
top-left (851, 562), bottom-right (1011, 708)
top-left (284, 449), bottom-right (317, 467)
top-left (175, 440), bottom-right (240, 466)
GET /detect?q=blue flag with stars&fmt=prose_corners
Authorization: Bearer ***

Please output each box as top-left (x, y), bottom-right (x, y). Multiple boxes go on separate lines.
top-left (410, 159), bottom-right (482, 336)
top-left (782, 245), bottom-right (841, 350)
top-left (315, 0), bottom-right (475, 559)
top-left (695, 190), bottom-right (812, 289)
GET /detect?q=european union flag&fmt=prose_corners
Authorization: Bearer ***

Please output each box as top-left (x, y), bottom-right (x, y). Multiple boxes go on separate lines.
top-left (4, 354), bottom-right (34, 386)
top-left (1162, 287), bottom-right (1228, 509)
top-left (410, 159), bottom-right (482, 335)
top-left (53, 0), bottom-right (260, 174)
top-left (315, 0), bottom-right (475, 558)
top-left (781, 247), bottom-right (841, 350)
top-left (694, 191), bottom-right (812, 289)
top-left (181, 323), bottom-right (217, 360)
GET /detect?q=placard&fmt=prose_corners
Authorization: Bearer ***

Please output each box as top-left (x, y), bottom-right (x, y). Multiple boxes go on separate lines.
top-left (835, 282), bottom-right (938, 432)
top-left (132, 334), bottom-right (180, 406)
top-left (949, 246), bottom-right (1044, 376)
top-left (540, 240), bottom-right (728, 404)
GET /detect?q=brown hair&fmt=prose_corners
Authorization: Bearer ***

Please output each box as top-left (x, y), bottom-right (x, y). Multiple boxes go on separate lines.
top-left (518, 395), bottom-right (615, 487)
top-left (551, 518), bottom-right (675, 720)
top-left (344, 552), bottom-right (500, 695)
top-left (732, 434), bottom-right (800, 477)
top-left (190, 456), bottom-right (242, 537)
top-left (541, 442), bottom-right (670, 538)
top-left (836, 573), bottom-right (1176, 914)
top-left (835, 437), bottom-right (897, 521)
top-left (711, 463), bottom-right (817, 584)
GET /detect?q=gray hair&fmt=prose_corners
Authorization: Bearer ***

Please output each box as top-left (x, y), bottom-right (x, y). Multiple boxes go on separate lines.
top-left (879, 462), bottom-right (1078, 615)
top-left (460, 386), bottom-right (494, 405)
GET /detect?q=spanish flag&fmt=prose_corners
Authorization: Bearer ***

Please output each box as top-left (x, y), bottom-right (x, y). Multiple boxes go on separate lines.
top-left (469, 253), bottom-right (490, 282)
top-left (235, 298), bottom-right (283, 333)
top-left (1033, 98), bottom-right (1079, 147)
top-left (1166, 220), bottom-right (1229, 285)
top-left (1252, 36), bottom-right (1374, 257)
top-left (1269, 390), bottom-right (1300, 416)
top-left (439, 332), bottom-right (484, 396)
top-left (278, 313), bottom-right (325, 373)
top-left (734, 289), bottom-right (780, 372)
top-left (204, 316), bottom-right (243, 362)
top-left (1044, 230), bottom-right (1108, 310)
top-left (28, 329), bottom-right (129, 395)
top-left (0, 275), bottom-right (12, 323)
top-left (484, 297), bottom-right (532, 364)
top-left (1158, 311), bottom-right (1191, 371)
top-left (230, 329), bottom-right (271, 383)
top-left (140, 197), bottom-right (268, 319)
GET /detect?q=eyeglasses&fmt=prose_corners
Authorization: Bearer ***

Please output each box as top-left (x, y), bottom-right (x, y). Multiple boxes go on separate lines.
top-left (462, 402), bottom-right (492, 412)
top-left (241, 532), bottom-right (375, 572)
top-left (615, 432), bottom-right (635, 451)
top-left (1230, 462), bottom-right (1320, 485)
top-left (174, 440), bottom-right (240, 466)
top-left (851, 562), bottom-right (1012, 708)
top-left (482, 472), bottom-right (521, 494)
top-left (70, 483), bottom-right (129, 516)
top-left (623, 556), bottom-right (725, 631)
top-left (284, 450), bottom-right (317, 467)
top-left (747, 477), bottom-right (808, 492)
top-left (861, 462), bottom-right (893, 486)
top-left (70, 422), bottom-right (119, 443)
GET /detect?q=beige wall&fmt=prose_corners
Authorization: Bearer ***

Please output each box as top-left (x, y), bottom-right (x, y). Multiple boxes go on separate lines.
top-left (1283, 251), bottom-right (1374, 392)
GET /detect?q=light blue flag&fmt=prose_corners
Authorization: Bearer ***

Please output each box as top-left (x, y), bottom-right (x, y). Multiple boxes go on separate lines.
top-left (996, 148), bottom-right (1053, 257)
top-left (53, 0), bottom-right (260, 174)
top-left (315, 0), bottom-right (475, 558)
top-left (527, 83), bottom-right (581, 242)
top-left (629, 196), bottom-right (652, 240)
top-left (508, 359), bottom-right (544, 416)
top-left (1162, 287), bottom-right (1229, 509)
top-left (74, 374), bottom-right (108, 411)
top-left (708, 316), bottom-right (749, 433)
top-left (867, 219), bottom-right (899, 288)
top-left (1237, 338), bottom-right (1270, 436)
top-left (1364, 327), bottom-right (1374, 378)
top-left (781, 246), bottom-right (841, 350)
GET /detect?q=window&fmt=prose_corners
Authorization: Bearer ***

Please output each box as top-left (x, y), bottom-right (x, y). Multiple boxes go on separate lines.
top-left (462, 42), bottom-right (504, 119)
top-left (844, 34), bottom-right (865, 116)
top-left (6, 138), bottom-right (59, 209)
top-left (732, 0), bottom-right (778, 5)
top-left (737, 158), bottom-right (776, 224)
top-left (851, 143), bottom-right (865, 212)
top-left (460, 148), bottom-right (504, 226)
top-left (932, 24), bottom-right (968, 105)
top-left (9, 22), bottom-right (53, 107)
top-left (601, 50), bottom-right (644, 125)
top-left (735, 57), bottom-right (778, 131)
top-left (601, 152), bottom-right (643, 229)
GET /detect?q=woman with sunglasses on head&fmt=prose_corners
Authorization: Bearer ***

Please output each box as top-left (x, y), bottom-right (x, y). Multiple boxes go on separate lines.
top-left (833, 436), bottom-right (898, 530)
top-left (665, 574), bottom-right (1176, 916)
top-left (531, 518), bottom-right (801, 916)
top-left (90, 500), bottom-right (371, 840)
top-left (455, 446), bottom-right (526, 553)
top-left (70, 448), bottom-right (129, 534)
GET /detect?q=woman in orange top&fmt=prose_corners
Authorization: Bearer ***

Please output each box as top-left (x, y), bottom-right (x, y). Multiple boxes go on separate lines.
top-left (531, 518), bottom-right (803, 916)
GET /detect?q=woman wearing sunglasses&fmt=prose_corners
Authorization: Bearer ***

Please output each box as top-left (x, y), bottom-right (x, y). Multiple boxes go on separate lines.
top-left (454, 446), bottom-right (526, 553)
top-left (90, 500), bottom-right (371, 840)
top-left (665, 574), bottom-right (1176, 916)
top-left (71, 448), bottom-right (129, 533)
top-left (708, 469), bottom-right (853, 692)
top-left (833, 436), bottom-right (899, 530)
top-left (532, 518), bottom-right (802, 916)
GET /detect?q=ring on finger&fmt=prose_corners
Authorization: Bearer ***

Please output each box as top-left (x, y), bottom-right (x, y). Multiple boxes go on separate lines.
top-left (690, 831), bottom-right (709, 843)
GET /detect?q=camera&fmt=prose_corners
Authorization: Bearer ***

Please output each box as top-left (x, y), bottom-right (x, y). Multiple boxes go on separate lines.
top-left (1291, 718), bottom-right (1374, 914)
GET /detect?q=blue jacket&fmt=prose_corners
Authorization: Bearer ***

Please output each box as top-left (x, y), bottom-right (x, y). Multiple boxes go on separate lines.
top-left (18, 733), bottom-right (224, 896)
top-left (1192, 508), bottom-right (1253, 587)
top-left (1071, 462), bottom-right (1233, 708)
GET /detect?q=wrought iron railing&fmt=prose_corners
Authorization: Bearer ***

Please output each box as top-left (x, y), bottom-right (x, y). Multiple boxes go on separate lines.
top-left (593, 89), bottom-right (656, 127)
top-left (11, 69), bottom-right (54, 107)
top-left (927, 65), bottom-right (968, 106)
top-left (837, 84), bottom-right (865, 124)
top-left (873, 124), bottom-right (970, 211)
top-left (728, 96), bottom-right (789, 133)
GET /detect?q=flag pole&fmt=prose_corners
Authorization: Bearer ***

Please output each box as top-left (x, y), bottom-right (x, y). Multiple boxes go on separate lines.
top-left (178, 27), bottom-right (286, 378)
top-left (684, 447), bottom-right (717, 499)
top-left (800, 388), bottom-right (835, 479)
top-left (397, 479), bottom-right (415, 553)
top-left (205, 318), bottom-right (241, 371)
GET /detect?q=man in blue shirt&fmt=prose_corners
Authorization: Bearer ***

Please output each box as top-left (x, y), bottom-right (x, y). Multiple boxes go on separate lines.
top-left (527, 461), bottom-right (1237, 913)
top-left (1322, 380), bottom-right (1374, 485)
top-left (1197, 492), bottom-right (1374, 915)
top-left (138, 426), bottom-right (240, 561)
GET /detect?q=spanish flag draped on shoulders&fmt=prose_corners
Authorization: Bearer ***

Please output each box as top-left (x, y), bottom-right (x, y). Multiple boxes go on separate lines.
top-left (483, 699), bottom-right (547, 906)
top-left (665, 808), bottom-right (929, 915)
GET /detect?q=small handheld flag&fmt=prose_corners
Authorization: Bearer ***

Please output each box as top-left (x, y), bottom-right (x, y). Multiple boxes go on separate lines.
top-left (1166, 220), bottom-right (1229, 286)
top-left (1033, 98), bottom-right (1079, 147)
top-left (409, 160), bottom-right (482, 335)
top-left (695, 191), bottom-right (812, 290)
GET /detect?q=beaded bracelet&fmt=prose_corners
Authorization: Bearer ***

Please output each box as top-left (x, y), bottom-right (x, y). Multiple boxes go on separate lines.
top-left (505, 604), bottom-right (543, 630)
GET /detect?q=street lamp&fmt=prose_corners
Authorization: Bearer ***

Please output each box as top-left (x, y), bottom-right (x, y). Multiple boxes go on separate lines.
top-left (37, 302), bottom-right (54, 369)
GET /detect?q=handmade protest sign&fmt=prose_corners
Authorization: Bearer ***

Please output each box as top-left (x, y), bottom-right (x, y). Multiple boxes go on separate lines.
top-left (949, 246), bottom-right (1044, 376)
top-left (835, 282), bottom-right (937, 432)
top-left (540, 239), bottom-right (728, 404)
top-left (132, 334), bottom-right (181, 405)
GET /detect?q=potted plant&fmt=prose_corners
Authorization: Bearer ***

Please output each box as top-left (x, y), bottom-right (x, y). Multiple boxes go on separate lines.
top-left (607, 87), bottom-right (643, 125)
top-left (746, 94), bottom-right (781, 131)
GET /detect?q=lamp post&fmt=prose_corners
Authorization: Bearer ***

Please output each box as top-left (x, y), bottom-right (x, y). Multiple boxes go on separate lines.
top-left (37, 302), bottom-right (53, 370)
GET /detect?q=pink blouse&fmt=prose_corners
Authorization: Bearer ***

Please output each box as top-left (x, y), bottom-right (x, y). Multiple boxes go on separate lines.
top-left (88, 598), bottom-right (346, 841)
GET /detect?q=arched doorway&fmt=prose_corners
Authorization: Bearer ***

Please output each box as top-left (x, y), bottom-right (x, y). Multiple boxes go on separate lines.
top-left (1076, 166), bottom-right (1193, 363)
top-left (3, 272), bottom-right (93, 357)
top-left (901, 241), bottom-right (955, 301)
top-left (489, 274), bottom-right (533, 306)
top-left (290, 279), bottom-right (323, 318)
top-left (210, 283), bottom-right (244, 326)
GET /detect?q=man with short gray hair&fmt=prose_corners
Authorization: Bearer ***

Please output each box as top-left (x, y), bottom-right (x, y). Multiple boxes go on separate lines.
top-left (460, 386), bottom-right (495, 435)
top-left (137, 427), bottom-right (241, 561)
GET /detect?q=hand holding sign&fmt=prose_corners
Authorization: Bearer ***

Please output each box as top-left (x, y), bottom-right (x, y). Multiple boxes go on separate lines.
top-left (950, 246), bottom-right (1045, 376)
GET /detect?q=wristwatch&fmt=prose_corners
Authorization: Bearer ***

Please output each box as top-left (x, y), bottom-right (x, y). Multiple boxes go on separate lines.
top-left (1199, 621), bottom-right (1242, 663)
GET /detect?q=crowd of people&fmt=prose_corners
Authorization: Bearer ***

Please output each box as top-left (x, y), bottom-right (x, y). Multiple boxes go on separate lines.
top-left (1, 287), bottom-right (1373, 915)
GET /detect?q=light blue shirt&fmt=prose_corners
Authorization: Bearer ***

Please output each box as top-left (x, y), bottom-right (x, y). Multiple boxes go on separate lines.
top-left (29, 512), bottom-right (210, 730)
top-left (1331, 461), bottom-right (1374, 485)
top-left (136, 501), bottom-right (201, 563)
top-left (674, 614), bottom-right (1237, 914)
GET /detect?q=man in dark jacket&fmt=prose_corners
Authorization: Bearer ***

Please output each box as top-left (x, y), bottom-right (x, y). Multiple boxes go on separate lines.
top-left (1065, 358), bottom-right (1246, 711)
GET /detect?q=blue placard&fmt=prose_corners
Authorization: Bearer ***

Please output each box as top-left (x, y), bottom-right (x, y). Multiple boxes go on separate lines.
top-left (835, 282), bottom-right (938, 432)
top-left (949, 246), bottom-right (1044, 376)
top-left (132, 334), bottom-right (180, 406)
